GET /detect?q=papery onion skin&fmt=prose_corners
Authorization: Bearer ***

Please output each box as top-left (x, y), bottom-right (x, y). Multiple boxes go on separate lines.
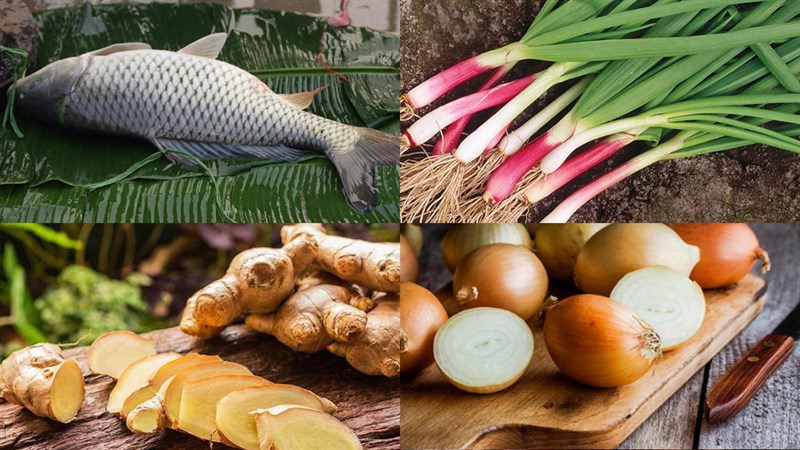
top-left (535, 223), bottom-right (607, 281)
top-left (435, 282), bottom-right (461, 317)
top-left (574, 223), bottom-right (700, 296)
top-left (668, 223), bottom-right (770, 289)
top-left (400, 282), bottom-right (448, 376)
top-left (453, 244), bottom-right (548, 320)
top-left (401, 235), bottom-right (420, 283)
top-left (544, 294), bottom-right (662, 388)
top-left (401, 224), bottom-right (424, 255)
top-left (442, 224), bottom-right (532, 272)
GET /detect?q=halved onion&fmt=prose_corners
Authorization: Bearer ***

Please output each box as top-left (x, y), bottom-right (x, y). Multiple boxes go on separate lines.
top-left (610, 266), bottom-right (705, 351)
top-left (434, 307), bottom-right (533, 394)
top-left (574, 224), bottom-right (700, 296)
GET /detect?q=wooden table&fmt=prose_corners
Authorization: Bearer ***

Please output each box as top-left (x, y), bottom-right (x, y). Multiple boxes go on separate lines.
top-left (412, 224), bottom-right (799, 449)
top-left (0, 325), bottom-right (399, 449)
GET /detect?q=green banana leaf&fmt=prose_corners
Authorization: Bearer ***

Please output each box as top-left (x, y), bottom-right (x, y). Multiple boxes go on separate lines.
top-left (0, 2), bottom-right (399, 222)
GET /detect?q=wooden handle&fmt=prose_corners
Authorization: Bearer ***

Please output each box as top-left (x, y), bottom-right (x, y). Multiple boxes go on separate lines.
top-left (706, 333), bottom-right (795, 424)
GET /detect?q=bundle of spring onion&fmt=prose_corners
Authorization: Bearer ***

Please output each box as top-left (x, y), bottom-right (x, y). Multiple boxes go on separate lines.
top-left (400, 0), bottom-right (800, 223)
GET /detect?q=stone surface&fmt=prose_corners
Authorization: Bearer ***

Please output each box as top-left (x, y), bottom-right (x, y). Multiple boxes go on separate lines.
top-left (400, 0), bottom-right (800, 222)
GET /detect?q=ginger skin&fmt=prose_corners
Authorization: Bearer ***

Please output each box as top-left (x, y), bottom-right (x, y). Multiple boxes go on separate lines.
top-left (0, 343), bottom-right (85, 423)
top-left (281, 224), bottom-right (400, 293)
top-left (246, 284), bottom-right (371, 353)
top-left (126, 379), bottom-right (170, 434)
top-left (180, 236), bottom-right (317, 338)
top-left (327, 295), bottom-right (404, 378)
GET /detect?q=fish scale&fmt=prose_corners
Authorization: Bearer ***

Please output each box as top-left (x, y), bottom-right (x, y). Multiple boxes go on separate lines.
top-left (14, 33), bottom-right (398, 212)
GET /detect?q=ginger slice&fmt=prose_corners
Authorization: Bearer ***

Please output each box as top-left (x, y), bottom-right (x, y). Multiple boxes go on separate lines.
top-left (163, 361), bottom-right (252, 426)
top-left (120, 353), bottom-right (221, 418)
top-left (126, 376), bottom-right (173, 434)
top-left (253, 405), bottom-right (362, 450)
top-left (176, 374), bottom-right (271, 442)
top-left (0, 343), bottom-right (85, 423)
top-left (216, 384), bottom-right (337, 450)
top-left (107, 352), bottom-right (180, 414)
top-left (87, 331), bottom-right (157, 379)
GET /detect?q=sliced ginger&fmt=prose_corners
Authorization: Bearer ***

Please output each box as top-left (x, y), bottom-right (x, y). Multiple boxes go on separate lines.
top-left (163, 361), bottom-right (252, 426)
top-left (176, 374), bottom-right (271, 442)
top-left (253, 405), bottom-right (362, 450)
top-left (126, 376), bottom-right (173, 434)
top-left (281, 224), bottom-right (400, 293)
top-left (88, 331), bottom-right (157, 379)
top-left (246, 284), bottom-right (370, 353)
top-left (216, 384), bottom-right (336, 450)
top-left (107, 352), bottom-right (180, 414)
top-left (0, 343), bottom-right (85, 423)
top-left (120, 353), bottom-right (221, 418)
top-left (179, 237), bottom-right (318, 339)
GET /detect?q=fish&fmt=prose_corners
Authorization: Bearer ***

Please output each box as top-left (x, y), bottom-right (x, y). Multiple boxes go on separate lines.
top-left (12, 33), bottom-right (398, 213)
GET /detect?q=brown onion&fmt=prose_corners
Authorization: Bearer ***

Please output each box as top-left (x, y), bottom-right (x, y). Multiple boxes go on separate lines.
top-left (543, 294), bottom-right (662, 387)
top-left (434, 282), bottom-right (461, 317)
top-left (442, 224), bottom-right (531, 272)
top-left (534, 223), bottom-right (607, 281)
top-left (453, 244), bottom-right (548, 320)
top-left (400, 235), bottom-right (419, 283)
top-left (574, 224), bottom-right (700, 296)
top-left (400, 282), bottom-right (448, 376)
top-left (401, 224), bottom-right (424, 255)
top-left (669, 223), bottom-right (770, 289)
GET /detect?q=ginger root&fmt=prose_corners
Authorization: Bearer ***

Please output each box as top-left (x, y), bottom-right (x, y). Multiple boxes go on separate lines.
top-left (0, 343), bottom-right (85, 423)
top-left (281, 224), bottom-right (400, 293)
top-left (328, 295), bottom-right (403, 378)
top-left (126, 377), bottom-right (171, 434)
top-left (246, 284), bottom-right (371, 353)
top-left (180, 236), bottom-right (317, 338)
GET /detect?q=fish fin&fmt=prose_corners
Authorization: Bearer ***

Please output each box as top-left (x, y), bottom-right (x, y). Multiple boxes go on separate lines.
top-left (87, 43), bottom-right (152, 56)
top-left (279, 86), bottom-right (327, 110)
top-left (178, 33), bottom-right (228, 59)
top-left (154, 138), bottom-right (309, 165)
top-left (326, 128), bottom-right (399, 213)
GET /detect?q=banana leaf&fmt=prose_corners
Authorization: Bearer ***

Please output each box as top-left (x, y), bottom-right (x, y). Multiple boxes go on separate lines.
top-left (0, 2), bottom-right (399, 222)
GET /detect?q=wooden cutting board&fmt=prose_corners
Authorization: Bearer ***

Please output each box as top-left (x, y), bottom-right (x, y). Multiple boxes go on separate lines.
top-left (401, 274), bottom-right (766, 449)
top-left (0, 324), bottom-right (399, 450)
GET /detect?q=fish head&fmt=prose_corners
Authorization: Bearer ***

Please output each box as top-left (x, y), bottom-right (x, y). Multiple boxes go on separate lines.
top-left (13, 55), bottom-right (86, 123)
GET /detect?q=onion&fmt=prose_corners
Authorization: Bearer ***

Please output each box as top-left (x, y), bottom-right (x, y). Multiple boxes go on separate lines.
top-left (574, 224), bottom-right (700, 296)
top-left (400, 282), bottom-right (448, 376)
top-left (434, 282), bottom-right (461, 317)
top-left (453, 244), bottom-right (548, 320)
top-left (668, 223), bottom-right (770, 289)
top-left (610, 267), bottom-right (705, 351)
top-left (543, 294), bottom-right (662, 387)
top-left (534, 223), bottom-right (607, 281)
top-left (401, 224), bottom-right (424, 255)
top-left (441, 224), bottom-right (531, 272)
top-left (400, 235), bottom-right (420, 282)
top-left (434, 307), bottom-right (533, 394)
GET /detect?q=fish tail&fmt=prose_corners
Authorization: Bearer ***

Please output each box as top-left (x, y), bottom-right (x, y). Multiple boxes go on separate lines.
top-left (326, 127), bottom-right (399, 213)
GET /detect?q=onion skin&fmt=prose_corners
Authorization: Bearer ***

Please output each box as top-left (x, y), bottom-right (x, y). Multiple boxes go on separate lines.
top-left (401, 224), bottom-right (424, 255)
top-left (434, 282), bottom-right (461, 317)
top-left (543, 295), bottom-right (662, 388)
top-left (400, 282), bottom-right (448, 376)
top-left (534, 223), bottom-right (607, 281)
top-left (453, 244), bottom-right (548, 320)
top-left (574, 223), bottom-right (700, 296)
top-left (668, 223), bottom-right (770, 289)
top-left (442, 224), bottom-right (532, 272)
top-left (400, 235), bottom-right (420, 283)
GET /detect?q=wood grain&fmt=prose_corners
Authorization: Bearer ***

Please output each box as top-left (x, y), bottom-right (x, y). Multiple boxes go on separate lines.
top-left (706, 334), bottom-right (795, 424)
top-left (401, 274), bottom-right (766, 449)
top-left (0, 325), bottom-right (399, 450)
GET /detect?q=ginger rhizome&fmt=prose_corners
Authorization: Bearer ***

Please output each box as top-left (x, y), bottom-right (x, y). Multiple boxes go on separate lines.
top-left (327, 295), bottom-right (403, 378)
top-left (281, 224), bottom-right (401, 293)
top-left (246, 283), bottom-right (371, 353)
top-left (0, 343), bottom-right (85, 423)
top-left (180, 236), bottom-right (317, 338)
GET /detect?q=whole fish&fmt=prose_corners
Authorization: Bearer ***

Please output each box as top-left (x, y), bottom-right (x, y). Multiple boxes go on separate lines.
top-left (12, 33), bottom-right (398, 213)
